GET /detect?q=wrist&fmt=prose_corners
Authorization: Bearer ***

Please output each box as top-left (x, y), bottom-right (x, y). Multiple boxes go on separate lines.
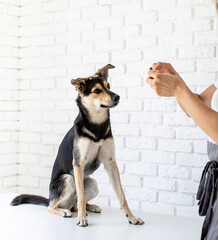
top-left (174, 82), bottom-right (191, 101)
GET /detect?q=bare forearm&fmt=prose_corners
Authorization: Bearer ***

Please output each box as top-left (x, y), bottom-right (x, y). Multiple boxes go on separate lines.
top-left (178, 94), bottom-right (200, 117)
top-left (176, 86), bottom-right (218, 144)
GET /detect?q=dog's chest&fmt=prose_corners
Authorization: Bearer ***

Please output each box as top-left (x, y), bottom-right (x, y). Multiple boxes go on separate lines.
top-left (75, 137), bottom-right (115, 176)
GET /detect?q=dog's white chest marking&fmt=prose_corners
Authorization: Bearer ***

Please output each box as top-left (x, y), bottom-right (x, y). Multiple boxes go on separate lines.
top-left (77, 137), bottom-right (102, 164)
top-left (76, 137), bottom-right (115, 165)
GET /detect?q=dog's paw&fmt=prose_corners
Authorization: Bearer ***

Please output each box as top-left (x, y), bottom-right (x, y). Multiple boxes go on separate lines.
top-left (128, 216), bottom-right (144, 225)
top-left (62, 209), bottom-right (73, 218)
top-left (77, 216), bottom-right (88, 227)
top-left (86, 204), bottom-right (102, 213)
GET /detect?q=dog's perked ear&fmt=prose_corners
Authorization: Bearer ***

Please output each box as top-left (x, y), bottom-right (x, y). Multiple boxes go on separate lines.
top-left (95, 64), bottom-right (115, 80)
top-left (71, 78), bottom-right (87, 94)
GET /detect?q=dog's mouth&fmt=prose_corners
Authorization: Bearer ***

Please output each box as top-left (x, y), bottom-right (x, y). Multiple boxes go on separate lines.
top-left (100, 102), bottom-right (119, 108)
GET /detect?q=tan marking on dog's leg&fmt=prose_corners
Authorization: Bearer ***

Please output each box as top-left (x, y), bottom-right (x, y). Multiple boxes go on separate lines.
top-left (48, 206), bottom-right (72, 217)
top-left (48, 198), bottom-right (72, 218)
top-left (74, 164), bottom-right (88, 227)
top-left (104, 161), bottom-right (144, 225)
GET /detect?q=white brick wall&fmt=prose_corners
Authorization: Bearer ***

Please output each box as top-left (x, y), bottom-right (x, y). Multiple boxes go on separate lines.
top-left (0, 0), bottom-right (18, 194)
top-left (1, 0), bottom-right (218, 217)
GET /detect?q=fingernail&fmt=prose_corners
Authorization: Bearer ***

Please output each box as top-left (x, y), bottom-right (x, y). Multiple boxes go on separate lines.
top-left (149, 67), bottom-right (153, 70)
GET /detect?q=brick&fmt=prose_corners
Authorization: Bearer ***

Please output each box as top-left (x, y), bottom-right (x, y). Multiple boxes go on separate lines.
top-left (111, 75), bottom-right (141, 87)
top-left (112, 50), bottom-right (142, 62)
top-left (69, 0), bottom-right (97, 9)
top-left (178, 180), bottom-right (199, 194)
top-left (176, 20), bottom-right (212, 33)
top-left (21, 3), bottom-right (41, 16)
top-left (126, 162), bottom-right (157, 176)
top-left (125, 187), bottom-right (157, 202)
top-left (142, 0), bottom-right (177, 10)
top-left (69, 20), bottom-right (93, 31)
top-left (112, 1), bottom-right (141, 15)
top-left (29, 122), bottom-right (53, 133)
top-left (126, 137), bottom-right (156, 150)
top-left (95, 16), bottom-right (123, 29)
top-left (126, 36), bottom-right (156, 49)
top-left (112, 124), bottom-right (139, 136)
top-left (54, 10), bottom-right (80, 22)
top-left (43, 112), bottom-right (69, 123)
top-left (176, 127), bottom-right (206, 140)
top-left (143, 177), bottom-right (177, 191)
top-left (142, 125), bottom-right (175, 138)
top-left (31, 13), bottom-right (53, 25)
top-left (159, 192), bottom-right (193, 206)
top-left (43, 0), bottom-right (68, 12)
top-left (110, 112), bottom-right (129, 123)
top-left (30, 57), bottom-right (54, 68)
top-left (82, 6), bottom-right (109, 18)
top-left (19, 132), bottom-right (40, 143)
top-left (42, 67), bottom-right (66, 78)
top-left (120, 174), bottom-right (141, 187)
top-left (158, 139), bottom-right (192, 153)
top-left (159, 8), bottom-right (192, 21)
top-left (159, 34), bottom-right (193, 47)
top-left (141, 202), bottom-right (174, 215)
top-left (179, 46), bottom-right (215, 59)
top-left (159, 165), bottom-right (191, 179)
top-left (30, 166), bottom-right (51, 178)
top-left (42, 45), bottom-right (65, 56)
top-left (83, 52), bottom-right (109, 64)
top-left (192, 168), bottom-right (203, 182)
top-left (143, 23), bottom-right (173, 35)
top-left (195, 32), bottom-right (218, 45)
top-left (29, 144), bottom-right (53, 156)
top-left (176, 153), bottom-right (207, 167)
top-left (144, 100), bottom-right (176, 112)
top-left (130, 112), bottom-right (162, 124)
top-left (0, 165), bottom-right (17, 176)
top-left (31, 35), bottom-right (53, 46)
top-left (116, 148), bottom-right (140, 161)
top-left (3, 176), bottom-right (17, 187)
top-left (197, 59), bottom-right (218, 72)
top-left (195, 4), bottom-right (217, 18)
top-left (111, 26), bottom-right (140, 39)
top-left (125, 12), bottom-right (157, 25)
top-left (18, 175), bottom-right (39, 187)
top-left (95, 40), bottom-right (124, 51)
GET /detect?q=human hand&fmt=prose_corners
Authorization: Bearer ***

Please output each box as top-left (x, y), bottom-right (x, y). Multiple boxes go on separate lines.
top-left (151, 62), bottom-right (178, 75)
top-left (146, 68), bottom-right (187, 98)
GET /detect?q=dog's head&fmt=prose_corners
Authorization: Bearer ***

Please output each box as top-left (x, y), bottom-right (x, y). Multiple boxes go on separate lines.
top-left (71, 64), bottom-right (120, 109)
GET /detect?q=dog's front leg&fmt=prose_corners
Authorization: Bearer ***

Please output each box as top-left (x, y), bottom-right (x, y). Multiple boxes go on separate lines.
top-left (73, 164), bottom-right (88, 227)
top-left (104, 161), bottom-right (144, 225)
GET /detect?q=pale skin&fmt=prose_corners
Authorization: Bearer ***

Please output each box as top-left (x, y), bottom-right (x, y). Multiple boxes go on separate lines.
top-left (146, 62), bottom-right (218, 144)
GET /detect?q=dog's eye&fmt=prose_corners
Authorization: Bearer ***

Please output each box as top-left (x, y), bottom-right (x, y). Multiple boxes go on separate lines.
top-left (93, 89), bottom-right (102, 94)
top-left (107, 84), bottom-right (110, 89)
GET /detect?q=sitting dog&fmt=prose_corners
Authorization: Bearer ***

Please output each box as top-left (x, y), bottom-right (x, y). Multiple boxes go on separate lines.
top-left (11, 64), bottom-right (144, 227)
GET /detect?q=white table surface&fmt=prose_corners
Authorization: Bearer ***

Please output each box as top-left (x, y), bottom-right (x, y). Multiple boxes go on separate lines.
top-left (0, 193), bottom-right (204, 240)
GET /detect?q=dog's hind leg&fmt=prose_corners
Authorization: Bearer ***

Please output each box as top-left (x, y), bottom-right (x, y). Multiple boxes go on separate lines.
top-left (84, 177), bottom-right (102, 213)
top-left (48, 174), bottom-right (75, 218)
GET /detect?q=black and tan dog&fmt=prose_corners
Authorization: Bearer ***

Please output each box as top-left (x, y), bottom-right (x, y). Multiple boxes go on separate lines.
top-left (11, 64), bottom-right (144, 227)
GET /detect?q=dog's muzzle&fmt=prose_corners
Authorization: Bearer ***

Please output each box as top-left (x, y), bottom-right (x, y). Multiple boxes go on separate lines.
top-left (100, 94), bottom-right (120, 108)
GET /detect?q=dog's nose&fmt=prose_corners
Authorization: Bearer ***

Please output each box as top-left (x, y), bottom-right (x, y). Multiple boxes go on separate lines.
top-left (112, 94), bottom-right (120, 103)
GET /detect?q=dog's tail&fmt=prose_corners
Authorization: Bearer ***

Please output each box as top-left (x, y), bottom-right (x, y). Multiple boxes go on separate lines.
top-left (11, 194), bottom-right (49, 207)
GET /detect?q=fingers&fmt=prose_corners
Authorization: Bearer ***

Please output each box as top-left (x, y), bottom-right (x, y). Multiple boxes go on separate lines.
top-left (147, 70), bottom-right (156, 78)
top-left (151, 62), bottom-right (176, 74)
